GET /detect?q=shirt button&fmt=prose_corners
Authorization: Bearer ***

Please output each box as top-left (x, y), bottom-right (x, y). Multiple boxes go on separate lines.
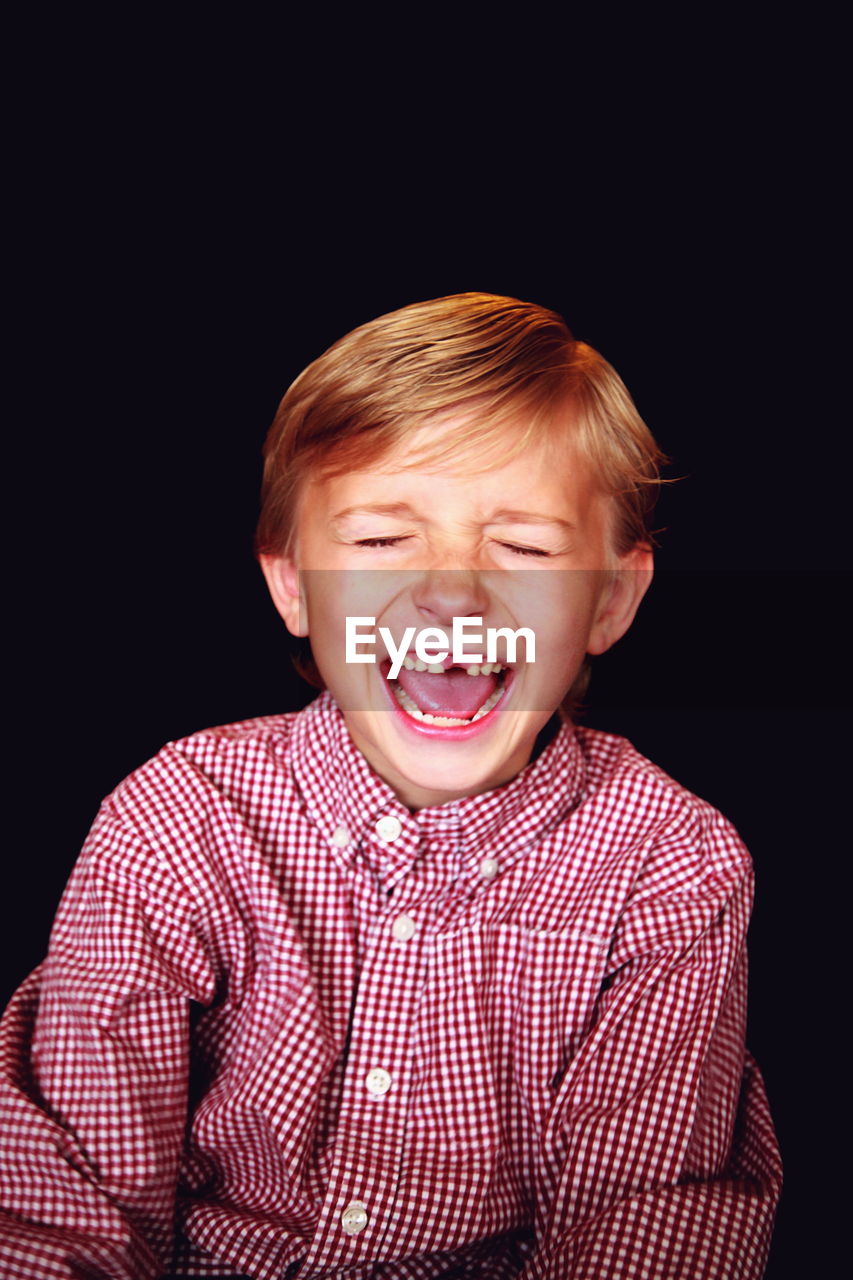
top-left (479, 857), bottom-right (500, 880)
top-left (375, 814), bottom-right (402, 842)
top-left (392, 913), bottom-right (416, 942)
top-left (365, 1067), bottom-right (392, 1095)
top-left (331, 825), bottom-right (350, 847)
top-left (341, 1200), bottom-right (369, 1234)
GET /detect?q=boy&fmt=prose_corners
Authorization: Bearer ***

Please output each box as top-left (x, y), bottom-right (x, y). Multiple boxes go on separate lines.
top-left (0, 294), bottom-right (782, 1278)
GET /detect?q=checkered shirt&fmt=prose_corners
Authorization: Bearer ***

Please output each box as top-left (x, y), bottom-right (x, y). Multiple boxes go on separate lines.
top-left (0, 691), bottom-right (782, 1278)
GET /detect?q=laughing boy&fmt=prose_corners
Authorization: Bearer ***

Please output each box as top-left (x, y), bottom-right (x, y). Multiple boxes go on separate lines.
top-left (0, 294), bottom-right (781, 1278)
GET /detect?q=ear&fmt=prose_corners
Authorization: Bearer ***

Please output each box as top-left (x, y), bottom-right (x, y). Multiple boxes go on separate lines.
top-left (586, 544), bottom-right (654, 656)
top-left (259, 553), bottom-right (309, 638)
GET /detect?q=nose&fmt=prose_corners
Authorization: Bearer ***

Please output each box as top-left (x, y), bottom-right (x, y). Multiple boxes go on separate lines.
top-left (412, 569), bottom-right (490, 627)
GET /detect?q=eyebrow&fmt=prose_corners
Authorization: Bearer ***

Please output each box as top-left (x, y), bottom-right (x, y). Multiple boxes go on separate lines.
top-left (331, 504), bottom-right (576, 533)
top-left (488, 508), bottom-right (577, 532)
top-left (332, 503), bottom-right (419, 523)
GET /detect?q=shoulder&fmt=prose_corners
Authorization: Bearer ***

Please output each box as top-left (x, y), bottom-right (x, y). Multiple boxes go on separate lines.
top-left (108, 704), bottom-right (309, 812)
top-left (53, 699), bottom-right (336, 930)
top-left (571, 723), bottom-right (753, 899)
top-left (82, 699), bottom-right (332, 877)
top-left (44, 699), bottom-right (336, 992)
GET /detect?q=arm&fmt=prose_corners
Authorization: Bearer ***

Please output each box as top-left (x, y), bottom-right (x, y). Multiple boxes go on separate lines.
top-left (519, 828), bottom-right (782, 1280)
top-left (0, 801), bottom-right (215, 1280)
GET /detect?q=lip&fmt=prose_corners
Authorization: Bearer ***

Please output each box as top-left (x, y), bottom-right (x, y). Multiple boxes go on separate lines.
top-left (377, 658), bottom-right (516, 740)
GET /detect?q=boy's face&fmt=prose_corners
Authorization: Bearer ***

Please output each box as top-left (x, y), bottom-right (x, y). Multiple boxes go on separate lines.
top-left (262, 413), bottom-right (652, 809)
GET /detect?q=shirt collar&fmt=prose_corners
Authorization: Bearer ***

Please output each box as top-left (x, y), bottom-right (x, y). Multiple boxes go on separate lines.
top-left (286, 691), bottom-right (587, 872)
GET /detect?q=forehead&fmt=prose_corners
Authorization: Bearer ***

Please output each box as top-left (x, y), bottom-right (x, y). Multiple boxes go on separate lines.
top-left (300, 412), bottom-right (611, 535)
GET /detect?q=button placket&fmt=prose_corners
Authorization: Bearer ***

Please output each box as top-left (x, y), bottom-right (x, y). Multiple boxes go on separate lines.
top-left (302, 890), bottom-right (428, 1272)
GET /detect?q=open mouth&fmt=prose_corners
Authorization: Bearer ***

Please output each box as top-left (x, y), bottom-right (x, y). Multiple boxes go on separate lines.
top-left (380, 654), bottom-right (512, 727)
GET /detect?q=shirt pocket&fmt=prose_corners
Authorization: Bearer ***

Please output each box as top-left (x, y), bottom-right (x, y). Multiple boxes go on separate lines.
top-left (414, 924), bottom-right (610, 1158)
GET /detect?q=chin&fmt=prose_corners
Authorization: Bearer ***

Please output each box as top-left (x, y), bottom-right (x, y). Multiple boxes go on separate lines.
top-left (352, 708), bottom-right (537, 806)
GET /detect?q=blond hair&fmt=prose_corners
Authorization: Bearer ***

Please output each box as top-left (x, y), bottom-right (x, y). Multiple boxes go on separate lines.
top-left (257, 292), bottom-right (665, 714)
top-left (256, 293), bottom-right (660, 558)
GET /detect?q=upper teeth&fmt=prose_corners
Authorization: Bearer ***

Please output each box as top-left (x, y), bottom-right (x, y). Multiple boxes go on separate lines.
top-left (400, 656), bottom-right (505, 676)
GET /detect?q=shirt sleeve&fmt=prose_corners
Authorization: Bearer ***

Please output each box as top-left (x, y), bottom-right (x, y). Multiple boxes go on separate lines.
top-left (0, 799), bottom-right (217, 1280)
top-left (517, 815), bottom-right (782, 1280)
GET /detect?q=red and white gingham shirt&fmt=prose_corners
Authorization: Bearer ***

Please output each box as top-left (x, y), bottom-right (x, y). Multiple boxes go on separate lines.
top-left (0, 692), bottom-right (781, 1279)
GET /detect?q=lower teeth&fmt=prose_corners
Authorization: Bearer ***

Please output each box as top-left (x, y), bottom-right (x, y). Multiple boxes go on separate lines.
top-left (390, 681), bottom-right (506, 726)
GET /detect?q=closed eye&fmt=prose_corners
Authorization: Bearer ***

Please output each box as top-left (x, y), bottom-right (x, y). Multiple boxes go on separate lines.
top-left (353, 536), bottom-right (411, 548)
top-left (353, 537), bottom-right (551, 556)
top-left (498, 542), bottom-right (551, 558)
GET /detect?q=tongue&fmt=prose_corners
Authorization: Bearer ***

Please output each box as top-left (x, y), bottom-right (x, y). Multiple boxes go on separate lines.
top-left (395, 667), bottom-right (498, 719)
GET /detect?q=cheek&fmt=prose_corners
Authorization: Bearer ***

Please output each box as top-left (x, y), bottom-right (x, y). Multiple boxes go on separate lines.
top-left (303, 577), bottom-right (360, 651)
top-left (305, 588), bottom-right (387, 694)
top-left (530, 585), bottom-right (599, 650)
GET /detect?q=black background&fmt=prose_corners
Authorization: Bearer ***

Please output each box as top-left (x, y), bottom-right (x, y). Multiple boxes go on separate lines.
top-left (4, 16), bottom-right (848, 1278)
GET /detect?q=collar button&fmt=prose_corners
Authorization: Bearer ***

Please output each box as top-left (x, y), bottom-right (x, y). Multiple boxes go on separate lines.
top-left (375, 815), bottom-right (403, 842)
